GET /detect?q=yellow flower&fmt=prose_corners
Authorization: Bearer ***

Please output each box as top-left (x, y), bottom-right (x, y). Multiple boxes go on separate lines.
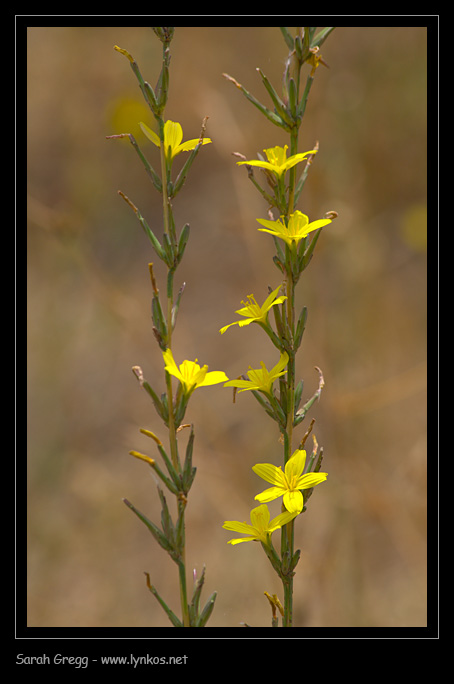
top-left (140, 119), bottom-right (212, 160)
top-left (253, 449), bottom-right (328, 514)
top-left (257, 210), bottom-right (332, 246)
top-left (237, 145), bottom-right (316, 177)
top-left (219, 285), bottom-right (287, 334)
top-left (163, 348), bottom-right (228, 395)
top-left (223, 352), bottom-right (289, 396)
top-left (223, 503), bottom-right (297, 545)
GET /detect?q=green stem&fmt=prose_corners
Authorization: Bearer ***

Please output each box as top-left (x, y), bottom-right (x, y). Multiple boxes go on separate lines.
top-left (280, 249), bottom-right (296, 629)
top-left (177, 541), bottom-right (189, 626)
top-left (283, 577), bottom-right (293, 627)
top-left (280, 95), bottom-right (302, 628)
top-left (284, 129), bottom-right (299, 460)
top-left (159, 120), bottom-right (171, 240)
top-left (159, 121), bottom-right (190, 628)
top-left (159, 124), bottom-right (179, 467)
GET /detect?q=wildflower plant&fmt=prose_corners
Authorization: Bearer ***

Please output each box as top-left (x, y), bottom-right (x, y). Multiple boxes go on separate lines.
top-left (108, 27), bottom-right (227, 627)
top-left (109, 26), bottom-right (336, 629)
top-left (221, 26), bottom-right (336, 626)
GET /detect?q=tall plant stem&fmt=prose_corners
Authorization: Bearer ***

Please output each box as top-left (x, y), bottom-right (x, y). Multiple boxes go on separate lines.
top-left (285, 126), bottom-right (299, 456)
top-left (280, 124), bottom-right (301, 626)
top-left (281, 276), bottom-right (295, 627)
top-left (159, 124), bottom-right (179, 469)
top-left (159, 127), bottom-right (190, 628)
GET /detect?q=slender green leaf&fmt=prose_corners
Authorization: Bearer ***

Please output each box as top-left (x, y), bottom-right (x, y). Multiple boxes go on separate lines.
top-left (299, 229), bottom-right (322, 274)
top-left (171, 281), bottom-right (186, 331)
top-left (151, 294), bottom-right (168, 349)
top-left (279, 27), bottom-right (295, 51)
top-left (157, 487), bottom-right (177, 548)
top-left (123, 498), bottom-right (174, 555)
top-left (311, 27), bottom-right (335, 49)
top-left (189, 565), bottom-right (206, 624)
top-left (176, 223), bottom-right (190, 264)
top-left (294, 306), bottom-right (308, 350)
top-left (195, 592), bottom-right (217, 627)
top-left (152, 459), bottom-right (180, 495)
top-left (142, 380), bottom-right (168, 423)
top-left (172, 143), bottom-right (202, 196)
top-left (256, 68), bottom-right (293, 126)
top-left (293, 379), bottom-right (304, 414)
top-left (223, 73), bottom-right (290, 131)
top-left (118, 191), bottom-right (165, 259)
top-left (157, 443), bottom-right (182, 489)
top-left (145, 574), bottom-right (183, 627)
top-left (182, 426), bottom-right (195, 493)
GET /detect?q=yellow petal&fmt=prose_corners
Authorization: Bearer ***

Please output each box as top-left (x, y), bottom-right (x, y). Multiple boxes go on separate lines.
top-left (237, 159), bottom-right (278, 173)
top-left (199, 370), bottom-right (229, 386)
top-left (285, 449), bottom-right (306, 480)
top-left (269, 510), bottom-right (298, 530)
top-left (140, 121), bottom-right (160, 147)
top-left (249, 503), bottom-right (271, 530)
top-left (222, 520), bottom-right (256, 535)
top-left (254, 486), bottom-right (286, 503)
top-left (162, 348), bottom-right (182, 380)
top-left (252, 463), bottom-right (285, 487)
top-left (297, 472), bottom-right (328, 489)
top-left (164, 120), bottom-right (183, 151)
top-left (176, 137), bottom-right (212, 154)
top-left (303, 218), bottom-right (332, 235)
top-left (227, 537), bottom-right (256, 545)
top-left (256, 217), bottom-right (284, 231)
top-left (283, 490), bottom-right (304, 513)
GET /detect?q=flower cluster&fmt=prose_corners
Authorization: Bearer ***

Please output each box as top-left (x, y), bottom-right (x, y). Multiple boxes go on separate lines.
top-left (223, 449), bottom-right (327, 545)
top-left (217, 81), bottom-right (333, 618)
top-left (218, 193), bottom-right (331, 546)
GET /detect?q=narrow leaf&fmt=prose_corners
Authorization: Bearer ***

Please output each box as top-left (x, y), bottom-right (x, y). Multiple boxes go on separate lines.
top-left (294, 306), bottom-right (308, 350)
top-left (176, 223), bottom-right (190, 264)
top-left (123, 498), bottom-right (174, 555)
top-left (256, 68), bottom-right (293, 126)
top-left (189, 565), bottom-right (206, 624)
top-left (299, 229), bottom-right (322, 274)
top-left (182, 425), bottom-right (195, 493)
top-left (279, 27), bottom-right (295, 51)
top-left (195, 592), bottom-right (217, 627)
top-left (157, 486), bottom-right (177, 548)
top-left (151, 294), bottom-right (168, 349)
top-left (142, 380), bottom-right (167, 422)
top-left (118, 191), bottom-right (165, 259)
top-left (311, 27), bottom-right (335, 49)
top-left (222, 73), bottom-right (290, 131)
top-left (144, 574), bottom-right (183, 627)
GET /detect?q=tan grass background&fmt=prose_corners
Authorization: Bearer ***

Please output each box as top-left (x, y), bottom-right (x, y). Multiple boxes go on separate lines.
top-left (27, 26), bottom-right (428, 628)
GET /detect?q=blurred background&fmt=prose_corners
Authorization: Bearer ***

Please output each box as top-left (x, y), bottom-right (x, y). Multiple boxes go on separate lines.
top-left (26, 25), bottom-right (428, 628)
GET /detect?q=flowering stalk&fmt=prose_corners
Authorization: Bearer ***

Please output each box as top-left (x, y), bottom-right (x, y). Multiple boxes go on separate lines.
top-left (109, 28), bottom-right (225, 627)
top-left (222, 27), bottom-right (336, 626)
